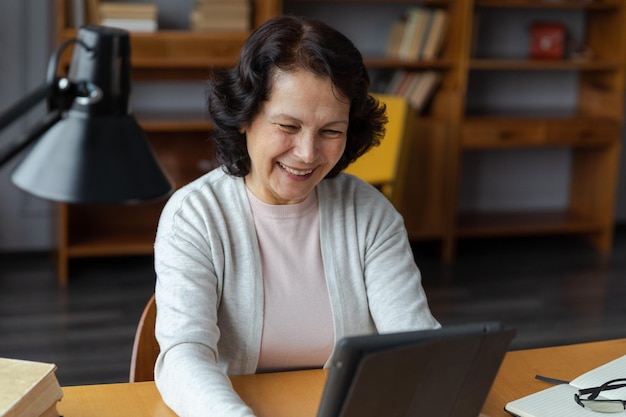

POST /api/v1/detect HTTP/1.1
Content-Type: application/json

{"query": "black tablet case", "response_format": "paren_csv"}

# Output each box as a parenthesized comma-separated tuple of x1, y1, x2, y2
(317, 322, 516, 417)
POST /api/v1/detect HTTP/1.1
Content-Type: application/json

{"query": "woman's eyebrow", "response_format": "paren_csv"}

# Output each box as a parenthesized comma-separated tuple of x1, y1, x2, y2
(271, 113, 348, 126)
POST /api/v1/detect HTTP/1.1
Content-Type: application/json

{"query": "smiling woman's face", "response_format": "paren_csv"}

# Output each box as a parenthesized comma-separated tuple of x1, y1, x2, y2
(243, 68, 350, 205)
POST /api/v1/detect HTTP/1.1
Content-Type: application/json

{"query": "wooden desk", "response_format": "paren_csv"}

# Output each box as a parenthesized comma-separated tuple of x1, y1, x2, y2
(482, 338, 626, 416)
(58, 338, 626, 417)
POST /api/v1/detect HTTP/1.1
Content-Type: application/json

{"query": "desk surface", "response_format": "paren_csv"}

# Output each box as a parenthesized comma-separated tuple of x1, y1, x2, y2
(58, 338, 626, 417)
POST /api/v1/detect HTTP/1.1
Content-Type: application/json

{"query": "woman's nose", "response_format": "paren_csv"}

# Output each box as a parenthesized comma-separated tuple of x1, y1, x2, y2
(293, 132, 317, 163)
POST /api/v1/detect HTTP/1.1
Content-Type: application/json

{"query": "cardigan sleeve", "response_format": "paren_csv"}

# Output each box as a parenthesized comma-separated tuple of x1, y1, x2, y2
(362, 199, 441, 332)
(319, 174, 440, 338)
(153, 176, 257, 417)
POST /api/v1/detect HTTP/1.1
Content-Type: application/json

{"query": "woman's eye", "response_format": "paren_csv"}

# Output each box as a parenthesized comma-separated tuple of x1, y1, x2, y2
(323, 129, 343, 137)
(278, 124, 298, 132)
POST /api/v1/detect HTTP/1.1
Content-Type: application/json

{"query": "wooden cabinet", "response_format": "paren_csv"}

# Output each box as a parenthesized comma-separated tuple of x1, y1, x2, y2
(54, 0, 625, 283)
(54, 0, 282, 285)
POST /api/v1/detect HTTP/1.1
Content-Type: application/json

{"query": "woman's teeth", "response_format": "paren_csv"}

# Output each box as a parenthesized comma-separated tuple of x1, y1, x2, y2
(280, 163, 313, 176)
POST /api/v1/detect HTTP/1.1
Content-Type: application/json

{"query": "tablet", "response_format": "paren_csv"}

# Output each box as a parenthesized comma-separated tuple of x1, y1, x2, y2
(316, 322, 515, 417)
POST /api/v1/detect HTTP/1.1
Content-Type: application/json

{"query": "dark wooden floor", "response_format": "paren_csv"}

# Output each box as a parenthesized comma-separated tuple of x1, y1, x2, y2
(1, 227, 626, 386)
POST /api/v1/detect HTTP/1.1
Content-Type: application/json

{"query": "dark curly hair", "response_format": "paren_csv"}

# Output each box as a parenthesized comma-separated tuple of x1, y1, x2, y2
(206, 15, 387, 178)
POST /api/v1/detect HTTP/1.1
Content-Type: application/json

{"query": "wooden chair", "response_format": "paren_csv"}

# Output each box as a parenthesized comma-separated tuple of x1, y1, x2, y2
(343, 93, 410, 200)
(129, 294, 160, 382)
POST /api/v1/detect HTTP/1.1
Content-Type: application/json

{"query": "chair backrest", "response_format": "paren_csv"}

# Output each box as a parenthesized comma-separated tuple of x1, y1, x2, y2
(343, 93, 410, 199)
(129, 294, 160, 382)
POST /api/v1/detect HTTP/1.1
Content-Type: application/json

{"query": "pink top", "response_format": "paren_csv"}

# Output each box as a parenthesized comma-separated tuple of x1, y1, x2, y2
(246, 188, 334, 372)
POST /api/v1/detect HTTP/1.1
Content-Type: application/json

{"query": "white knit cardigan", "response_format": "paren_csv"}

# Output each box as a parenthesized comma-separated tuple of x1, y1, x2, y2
(154, 168, 440, 417)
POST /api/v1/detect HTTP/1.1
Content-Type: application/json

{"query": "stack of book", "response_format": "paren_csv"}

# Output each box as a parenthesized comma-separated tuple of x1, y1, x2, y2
(99, 2, 158, 32)
(386, 7, 448, 61)
(383, 70, 442, 114)
(189, 0, 251, 32)
(0, 357, 63, 417)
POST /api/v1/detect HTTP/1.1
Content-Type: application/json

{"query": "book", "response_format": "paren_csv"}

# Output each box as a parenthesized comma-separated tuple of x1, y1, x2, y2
(190, 11, 250, 32)
(398, 8, 429, 60)
(413, 9, 434, 60)
(383, 70, 440, 114)
(189, 0, 251, 32)
(99, 2, 158, 32)
(99, 2, 158, 19)
(194, 2, 250, 15)
(407, 70, 441, 113)
(385, 19, 406, 59)
(392, 71, 417, 97)
(403, 73, 423, 103)
(101, 18, 157, 32)
(505, 354, 626, 417)
(385, 70, 408, 95)
(420, 8, 448, 60)
(0, 357, 63, 417)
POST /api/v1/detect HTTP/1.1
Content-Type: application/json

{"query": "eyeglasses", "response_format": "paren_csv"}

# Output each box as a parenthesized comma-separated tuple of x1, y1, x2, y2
(575, 378, 626, 413)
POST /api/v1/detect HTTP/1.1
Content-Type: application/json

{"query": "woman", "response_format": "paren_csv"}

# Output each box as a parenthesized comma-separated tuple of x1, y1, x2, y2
(154, 15, 439, 417)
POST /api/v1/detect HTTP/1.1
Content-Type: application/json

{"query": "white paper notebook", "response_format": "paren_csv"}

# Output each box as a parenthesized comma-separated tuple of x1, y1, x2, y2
(505, 354, 626, 417)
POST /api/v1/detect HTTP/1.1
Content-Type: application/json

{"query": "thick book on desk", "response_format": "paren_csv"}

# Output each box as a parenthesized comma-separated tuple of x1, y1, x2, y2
(505, 354, 626, 417)
(0, 357, 63, 417)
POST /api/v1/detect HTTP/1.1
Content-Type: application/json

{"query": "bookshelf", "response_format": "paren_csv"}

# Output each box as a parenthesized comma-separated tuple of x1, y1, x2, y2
(285, 0, 625, 261)
(54, 0, 282, 285)
(53, 0, 626, 282)
(453, 0, 626, 260)
(283, 0, 466, 247)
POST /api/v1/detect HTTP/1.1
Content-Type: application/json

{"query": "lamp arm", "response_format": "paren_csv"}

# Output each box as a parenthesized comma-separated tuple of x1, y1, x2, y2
(0, 36, 90, 168)
(0, 83, 52, 133)
(0, 36, 83, 132)
(0, 109, 62, 167)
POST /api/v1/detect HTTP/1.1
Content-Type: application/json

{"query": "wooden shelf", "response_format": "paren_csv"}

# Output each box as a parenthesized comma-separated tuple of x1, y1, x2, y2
(460, 117, 620, 148)
(58, 29, 249, 79)
(136, 111, 212, 132)
(66, 235, 156, 257)
(456, 210, 605, 238)
(287, 0, 452, 4)
(128, 31, 249, 69)
(469, 59, 623, 71)
(365, 57, 455, 70)
(61, 201, 164, 262)
(475, 0, 621, 9)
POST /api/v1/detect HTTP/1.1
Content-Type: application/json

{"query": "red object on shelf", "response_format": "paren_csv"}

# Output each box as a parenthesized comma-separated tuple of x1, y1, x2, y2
(529, 22, 567, 60)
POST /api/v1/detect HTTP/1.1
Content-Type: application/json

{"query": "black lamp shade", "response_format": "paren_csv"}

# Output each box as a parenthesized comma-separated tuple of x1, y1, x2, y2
(11, 25, 173, 204)
(12, 111, 172, 203)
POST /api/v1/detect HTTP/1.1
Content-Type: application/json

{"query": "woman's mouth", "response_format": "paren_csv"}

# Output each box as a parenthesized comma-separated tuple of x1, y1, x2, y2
(278, 162, 314, 176)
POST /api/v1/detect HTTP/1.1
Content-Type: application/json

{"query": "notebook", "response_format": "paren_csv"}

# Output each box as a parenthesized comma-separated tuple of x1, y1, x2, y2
(316, 322, 516, 417)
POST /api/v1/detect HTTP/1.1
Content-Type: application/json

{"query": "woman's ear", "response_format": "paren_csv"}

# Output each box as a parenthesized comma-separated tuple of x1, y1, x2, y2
(239, 127, 246, 134)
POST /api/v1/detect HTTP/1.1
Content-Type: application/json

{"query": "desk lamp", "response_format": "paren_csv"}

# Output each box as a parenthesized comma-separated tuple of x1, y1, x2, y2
(0, 25, 173, 203)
